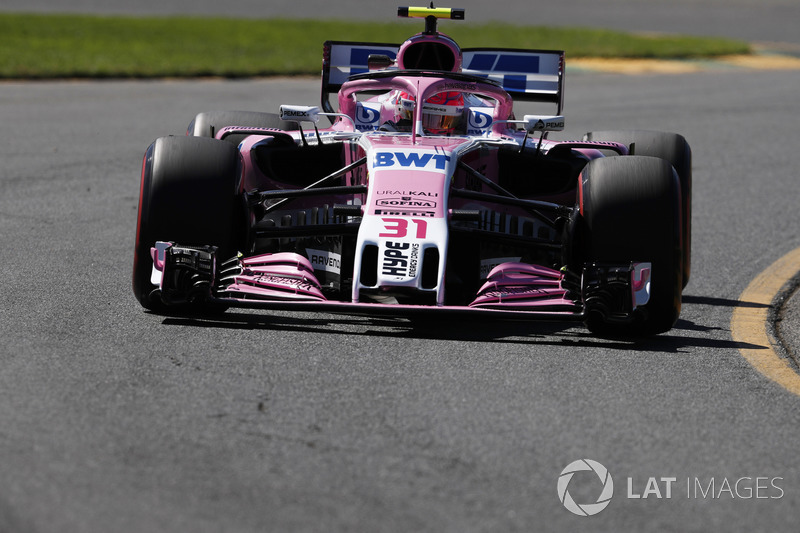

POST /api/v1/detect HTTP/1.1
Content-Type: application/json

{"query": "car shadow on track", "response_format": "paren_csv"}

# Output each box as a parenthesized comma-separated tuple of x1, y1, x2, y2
(682, 294, 768, 309)
(156, 292, 762, 354)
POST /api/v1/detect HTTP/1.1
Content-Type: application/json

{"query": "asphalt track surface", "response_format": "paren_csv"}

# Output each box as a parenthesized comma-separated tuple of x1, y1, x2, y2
(2, 2, 800, 533)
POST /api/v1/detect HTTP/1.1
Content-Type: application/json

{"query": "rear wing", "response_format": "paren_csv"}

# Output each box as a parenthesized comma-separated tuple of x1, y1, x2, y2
(462, 48, 565, 112)
(321, 41, 565, 113)
(321, 41, 400, 113)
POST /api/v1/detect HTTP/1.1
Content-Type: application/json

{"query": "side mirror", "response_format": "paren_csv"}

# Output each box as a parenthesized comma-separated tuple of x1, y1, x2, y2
(522, 115, 565, 133)
(279, 105, 322, 124)
(368, 54, 395, 71)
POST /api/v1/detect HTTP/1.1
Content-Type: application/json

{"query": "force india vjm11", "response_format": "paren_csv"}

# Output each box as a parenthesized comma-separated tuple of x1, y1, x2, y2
(132, 6, 691, 336)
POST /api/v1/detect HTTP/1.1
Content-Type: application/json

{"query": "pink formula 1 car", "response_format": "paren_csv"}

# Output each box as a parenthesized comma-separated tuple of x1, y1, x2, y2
(133, 5, 691, 336)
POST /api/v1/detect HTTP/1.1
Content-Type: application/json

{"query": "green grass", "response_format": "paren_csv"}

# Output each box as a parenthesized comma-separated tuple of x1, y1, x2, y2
(0, 13, 751, 79)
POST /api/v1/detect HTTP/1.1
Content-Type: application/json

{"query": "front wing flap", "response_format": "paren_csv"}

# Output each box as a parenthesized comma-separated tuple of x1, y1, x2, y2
(152, 242, 650, 322)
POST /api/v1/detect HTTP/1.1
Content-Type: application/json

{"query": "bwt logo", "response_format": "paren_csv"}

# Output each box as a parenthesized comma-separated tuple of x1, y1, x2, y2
(356, 104, 381, 131)
(557, 459, 614, 517)
(374, 151, 451, 170)
(468, 109, 492, 130)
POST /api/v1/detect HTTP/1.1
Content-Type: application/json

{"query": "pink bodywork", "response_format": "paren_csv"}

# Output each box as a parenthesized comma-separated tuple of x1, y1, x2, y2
(223, 253, 327, 301)
(338, 75, 515, 138)
(216, 118, 580, 312)
(195, 58, 626, 315)
(220, 251, 576, 314)
(470, 262, 573, 310)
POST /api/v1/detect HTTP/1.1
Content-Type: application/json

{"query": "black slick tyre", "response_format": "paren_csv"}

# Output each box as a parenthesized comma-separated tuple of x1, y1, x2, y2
(132, 136, 243, 310)
(579, 156, 683, 336)
(583, 130, 691, 288)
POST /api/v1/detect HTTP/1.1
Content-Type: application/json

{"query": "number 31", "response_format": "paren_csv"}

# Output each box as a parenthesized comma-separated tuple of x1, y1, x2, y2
(379, 218, 427, 239)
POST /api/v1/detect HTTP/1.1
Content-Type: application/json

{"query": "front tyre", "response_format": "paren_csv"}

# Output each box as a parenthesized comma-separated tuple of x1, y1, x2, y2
(132, 136, 243, 310)
(583, 130, 692, 288)
(578, 156, 683, 336)
(188, 111, 299, 141)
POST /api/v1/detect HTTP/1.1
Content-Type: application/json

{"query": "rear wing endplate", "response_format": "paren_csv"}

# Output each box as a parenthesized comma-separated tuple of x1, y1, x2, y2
(321, 41, 565, 113)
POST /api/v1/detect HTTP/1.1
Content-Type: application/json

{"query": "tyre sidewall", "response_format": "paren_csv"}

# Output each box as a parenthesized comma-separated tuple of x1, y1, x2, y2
(578, 155, 683, 335)
(583, 129, 691, 288)
(132, 136, 243, 309)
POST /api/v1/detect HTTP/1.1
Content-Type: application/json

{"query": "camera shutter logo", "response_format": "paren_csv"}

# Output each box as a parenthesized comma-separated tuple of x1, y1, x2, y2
(557, 459, 614, 516)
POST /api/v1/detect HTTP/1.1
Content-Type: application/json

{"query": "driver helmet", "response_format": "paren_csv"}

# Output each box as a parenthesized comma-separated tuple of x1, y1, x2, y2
(389, 91, 467, 135)
(421, 92, 465, 135)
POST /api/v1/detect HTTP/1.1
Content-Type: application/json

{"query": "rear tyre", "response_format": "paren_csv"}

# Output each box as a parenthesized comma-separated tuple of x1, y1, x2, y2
(578, 156, 683, 336)
(188, 111, 299, 142)
(132, 136, 243, 310)
(583, 130, 691, 288)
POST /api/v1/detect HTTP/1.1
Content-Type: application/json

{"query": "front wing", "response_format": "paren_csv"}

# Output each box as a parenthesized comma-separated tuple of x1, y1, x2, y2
(150, 242, 651, 324)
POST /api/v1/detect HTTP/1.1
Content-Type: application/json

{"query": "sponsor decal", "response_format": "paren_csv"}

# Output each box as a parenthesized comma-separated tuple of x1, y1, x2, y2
(382, 241, 411, 277)
(479, 257, 522, 279)
(355, 103, 381, 132)
(465, 53, 541, 74)
(524, 115, 565, 132)
(483, 286, 547, 298)
(374, 209, 435, 217)
(251, 275, 317, 292)
(375, 190, 438, 198)
(302, 130, 338, 139)
(347, 47, 397, 75)
(306, 248, 342, 274)
(381, 241, 420, 278)
(467, 108, 493, 135)
(374, 151, 451, 171)
(376, 197, 437, 208)
(442, 82, 477, 91)
(409, 243, 419, 278)
(282, 109, 312, 118)
(423, 104, 463, 114)
(536, 119, 564, 130)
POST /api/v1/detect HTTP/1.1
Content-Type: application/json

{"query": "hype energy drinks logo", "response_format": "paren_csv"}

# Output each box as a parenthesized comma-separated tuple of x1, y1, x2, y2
(557, 459, 785, 517)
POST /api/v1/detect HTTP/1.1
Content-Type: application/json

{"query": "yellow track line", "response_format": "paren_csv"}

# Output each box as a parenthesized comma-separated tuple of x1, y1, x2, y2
(731, 247, 800, 396)
(569, 51, 800, 75)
